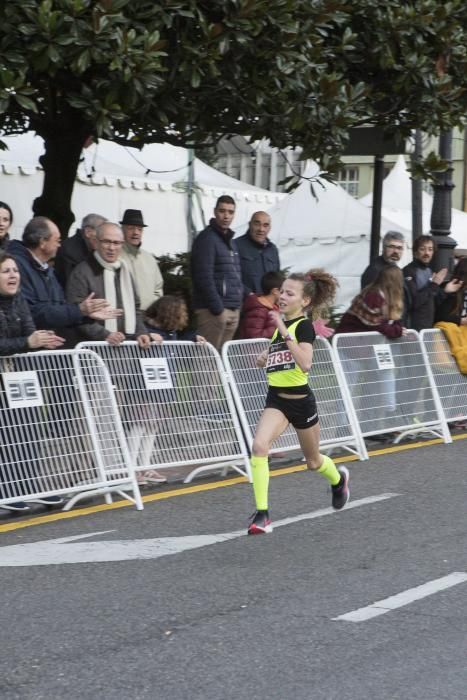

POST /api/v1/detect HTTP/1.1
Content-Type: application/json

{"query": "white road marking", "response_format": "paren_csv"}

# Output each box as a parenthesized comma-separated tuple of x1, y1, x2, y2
(334, 572, 467, 622)
(0, 492, 397, 567)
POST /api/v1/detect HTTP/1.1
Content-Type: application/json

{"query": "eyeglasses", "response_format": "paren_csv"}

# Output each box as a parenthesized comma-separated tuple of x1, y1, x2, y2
(385, 244, 404, 251)
(100, 240, 123, 247)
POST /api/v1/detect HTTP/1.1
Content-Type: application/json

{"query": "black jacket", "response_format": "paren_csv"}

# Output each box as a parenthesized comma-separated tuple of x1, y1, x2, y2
(0, 292, 36, 355)
(191, 219, 242, 314)
(54, 228, 92, 289)
(8, 240, 83, 336)
(235, 232, 280, 296)
(403, 259, 446, 331)
(361, 256, 394, 289)
(435, 288, 467, 326)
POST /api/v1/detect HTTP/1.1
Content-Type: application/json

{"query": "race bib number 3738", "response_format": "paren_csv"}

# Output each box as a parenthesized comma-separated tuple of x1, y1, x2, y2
(267, 350, 294, 371)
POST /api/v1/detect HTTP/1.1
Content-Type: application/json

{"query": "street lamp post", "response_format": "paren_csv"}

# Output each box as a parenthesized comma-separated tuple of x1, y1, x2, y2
(430, 130, 457, 272)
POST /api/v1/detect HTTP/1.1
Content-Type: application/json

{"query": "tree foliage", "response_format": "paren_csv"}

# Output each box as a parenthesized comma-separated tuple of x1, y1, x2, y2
(1, 0, 467, 232)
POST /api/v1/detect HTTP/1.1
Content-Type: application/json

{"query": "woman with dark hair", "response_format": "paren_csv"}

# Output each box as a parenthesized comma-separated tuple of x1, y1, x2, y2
(0, 251, 65, 512)
(0, 201, 13, 251)
(435, 257, 467, 326)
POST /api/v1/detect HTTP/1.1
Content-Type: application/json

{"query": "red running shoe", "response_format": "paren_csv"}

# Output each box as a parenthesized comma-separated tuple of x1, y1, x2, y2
(248, 510, 273, 535)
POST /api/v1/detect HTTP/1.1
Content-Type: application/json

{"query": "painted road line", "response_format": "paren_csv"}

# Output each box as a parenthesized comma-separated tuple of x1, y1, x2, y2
(0, 492, 397, 567)
(334, 572, 467, 622)
(1, 432, 465, 535)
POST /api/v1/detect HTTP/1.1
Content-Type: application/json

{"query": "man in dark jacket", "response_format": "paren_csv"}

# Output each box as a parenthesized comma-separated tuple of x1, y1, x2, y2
(235, 211, 280, 297)
(361, 231, 405, 288)
(402, 235, 453, 330)
(9, 216, 118, 347)
(54, 213, 107, 289)
(191, 195, 242, 350)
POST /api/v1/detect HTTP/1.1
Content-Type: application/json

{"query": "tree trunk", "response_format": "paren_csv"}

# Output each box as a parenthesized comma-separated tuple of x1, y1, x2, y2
(32, 125, 88, 238)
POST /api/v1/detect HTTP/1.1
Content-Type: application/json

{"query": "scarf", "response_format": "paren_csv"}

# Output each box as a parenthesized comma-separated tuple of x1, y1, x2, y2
(94, 251, 136, 334)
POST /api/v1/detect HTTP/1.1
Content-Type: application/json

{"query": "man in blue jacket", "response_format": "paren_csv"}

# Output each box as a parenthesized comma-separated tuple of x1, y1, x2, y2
(191, 196, 242, 350)
(9, 216, 120, 347)
(235, 211, 280, 297)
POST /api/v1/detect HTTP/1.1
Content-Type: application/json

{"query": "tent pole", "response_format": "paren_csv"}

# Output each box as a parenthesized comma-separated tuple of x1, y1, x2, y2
(187, 147, 196, 248)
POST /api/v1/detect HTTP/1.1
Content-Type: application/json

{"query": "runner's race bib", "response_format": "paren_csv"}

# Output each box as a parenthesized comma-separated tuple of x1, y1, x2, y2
(266, 347, 295, 373)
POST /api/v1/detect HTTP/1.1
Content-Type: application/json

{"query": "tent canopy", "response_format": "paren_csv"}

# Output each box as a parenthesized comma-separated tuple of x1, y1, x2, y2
(235, 163, 401, 307)
(0, 132, 283, 254)
(360, 155, 467, 250)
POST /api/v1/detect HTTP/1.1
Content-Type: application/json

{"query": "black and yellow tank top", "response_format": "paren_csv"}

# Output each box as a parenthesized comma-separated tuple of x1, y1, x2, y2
(266, 317, 316, 392)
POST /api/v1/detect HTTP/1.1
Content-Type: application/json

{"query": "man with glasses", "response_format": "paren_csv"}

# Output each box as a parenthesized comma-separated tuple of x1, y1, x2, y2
(54, 213, 107, 289)
(9, 216, 118, 347)
(66, 222, 150, 347)
(361, 231, 406, 289)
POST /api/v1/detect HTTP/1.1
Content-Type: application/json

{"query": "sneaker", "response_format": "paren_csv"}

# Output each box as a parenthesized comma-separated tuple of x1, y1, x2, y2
(247, 510, 273, 535)
(143, 469, 167, 484)
(30, 496, 64, 506)
(331, 466, 350, 510)
(1, 501, 31, 512)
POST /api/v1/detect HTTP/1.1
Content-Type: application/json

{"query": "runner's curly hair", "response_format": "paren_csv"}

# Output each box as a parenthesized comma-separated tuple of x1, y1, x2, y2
(145, 295, 189, 331)
(288, 269, 338, 318)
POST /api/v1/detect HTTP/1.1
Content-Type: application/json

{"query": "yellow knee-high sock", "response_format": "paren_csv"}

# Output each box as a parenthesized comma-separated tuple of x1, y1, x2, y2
(317, 454, 341, 486)
(251, 455, 269, 510)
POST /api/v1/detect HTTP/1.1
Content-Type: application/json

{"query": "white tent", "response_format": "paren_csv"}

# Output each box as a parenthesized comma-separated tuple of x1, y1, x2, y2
(0, 132, 284, 256)
(360, 155, 467, 250)
(238, 164, 401, 307)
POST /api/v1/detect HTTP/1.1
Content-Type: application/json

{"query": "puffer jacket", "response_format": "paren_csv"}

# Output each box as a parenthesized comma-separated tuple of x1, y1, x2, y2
(235, 232, 280, 296)
(0, 292, 36, 355)
(238, 295, 277, 339)
(191, 220, 242, 314)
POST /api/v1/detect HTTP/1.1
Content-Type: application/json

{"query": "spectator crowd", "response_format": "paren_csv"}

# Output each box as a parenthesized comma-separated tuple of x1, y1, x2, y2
(1, 195, 467, 511)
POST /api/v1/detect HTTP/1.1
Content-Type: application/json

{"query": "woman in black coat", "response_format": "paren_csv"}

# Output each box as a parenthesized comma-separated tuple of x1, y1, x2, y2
(435, 257, 467, 326)
(0, 252, 64, 512)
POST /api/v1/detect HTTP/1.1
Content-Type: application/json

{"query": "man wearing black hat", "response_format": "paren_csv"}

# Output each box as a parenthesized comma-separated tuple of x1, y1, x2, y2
(119, 209, 163, 310)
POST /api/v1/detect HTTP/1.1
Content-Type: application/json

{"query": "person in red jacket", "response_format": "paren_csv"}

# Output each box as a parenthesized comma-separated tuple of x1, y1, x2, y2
(238, 271, 284, 339)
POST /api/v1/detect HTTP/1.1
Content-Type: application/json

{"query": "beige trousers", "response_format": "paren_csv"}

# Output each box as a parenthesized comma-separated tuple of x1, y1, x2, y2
(195, 308, 240, 351)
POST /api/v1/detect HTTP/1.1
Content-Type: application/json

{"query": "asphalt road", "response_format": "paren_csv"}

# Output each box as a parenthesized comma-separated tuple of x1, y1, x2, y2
(0, 438, 466, 700)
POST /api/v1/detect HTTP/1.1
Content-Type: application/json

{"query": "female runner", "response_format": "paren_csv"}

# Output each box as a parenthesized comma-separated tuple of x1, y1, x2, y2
(248, 269, 349, 534)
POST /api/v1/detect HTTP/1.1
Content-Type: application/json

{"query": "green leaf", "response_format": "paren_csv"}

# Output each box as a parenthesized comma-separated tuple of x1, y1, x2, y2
(13, 93, 38, 112)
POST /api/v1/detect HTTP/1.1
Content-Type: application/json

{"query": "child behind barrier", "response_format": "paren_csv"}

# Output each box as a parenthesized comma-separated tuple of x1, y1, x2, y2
(145, 295, 205, 343)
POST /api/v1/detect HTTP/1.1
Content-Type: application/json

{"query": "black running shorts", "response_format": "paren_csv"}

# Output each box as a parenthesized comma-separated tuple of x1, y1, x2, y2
(265, 389, 319, 430)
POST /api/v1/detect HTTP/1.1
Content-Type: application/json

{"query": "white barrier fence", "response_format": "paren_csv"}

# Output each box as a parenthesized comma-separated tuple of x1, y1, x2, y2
(77, 341, 251, 483)
(420, 328, 467, 424)
(0, 350, 142, 512)
(222, 338, 368, 460)
(332, 331, 451, 443)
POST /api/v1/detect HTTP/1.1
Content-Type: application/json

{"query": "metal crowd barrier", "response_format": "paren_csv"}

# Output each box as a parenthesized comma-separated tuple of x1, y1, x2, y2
(222, 338, 368, 460)
(77, 341, 251, 483)
(420, 328, 467, 424)
(332, 331, 451, 443)
(0, 350, 142, 512)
